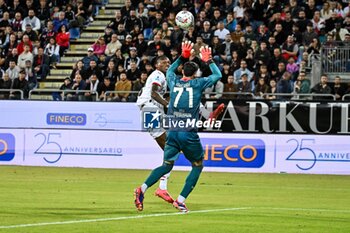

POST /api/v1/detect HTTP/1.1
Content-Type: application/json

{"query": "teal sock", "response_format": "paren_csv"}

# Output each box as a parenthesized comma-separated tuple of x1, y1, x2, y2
(180, 165, 203, 199)
(145, 163, 173, 187)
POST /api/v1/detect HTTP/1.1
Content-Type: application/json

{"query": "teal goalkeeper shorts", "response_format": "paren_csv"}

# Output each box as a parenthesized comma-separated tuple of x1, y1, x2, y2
(164, 131, 204, 163)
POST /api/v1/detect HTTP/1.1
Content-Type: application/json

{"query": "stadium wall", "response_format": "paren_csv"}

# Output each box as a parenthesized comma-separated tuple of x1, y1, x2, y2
(0, 101, 349, 175)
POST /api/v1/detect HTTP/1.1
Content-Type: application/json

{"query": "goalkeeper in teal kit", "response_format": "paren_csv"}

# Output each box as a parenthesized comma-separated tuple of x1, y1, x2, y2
(134, 41, 222, 212)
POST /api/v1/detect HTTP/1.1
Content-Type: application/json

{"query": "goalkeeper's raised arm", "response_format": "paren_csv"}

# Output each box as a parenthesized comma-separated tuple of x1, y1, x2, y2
(166, 41, 194, 84)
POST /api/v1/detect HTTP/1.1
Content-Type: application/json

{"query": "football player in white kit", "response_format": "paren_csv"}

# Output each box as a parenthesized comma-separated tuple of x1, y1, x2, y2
(136, 55, 174, 204)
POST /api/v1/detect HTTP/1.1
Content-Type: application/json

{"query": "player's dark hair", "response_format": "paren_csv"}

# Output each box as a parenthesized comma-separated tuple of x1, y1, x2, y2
(156, 55, 168, 64)
(183, 61, 199, 77)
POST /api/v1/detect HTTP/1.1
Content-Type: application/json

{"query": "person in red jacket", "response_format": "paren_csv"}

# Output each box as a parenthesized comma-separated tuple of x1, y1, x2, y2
(56, 24, 70, 57)
(16, 34, 33, 55)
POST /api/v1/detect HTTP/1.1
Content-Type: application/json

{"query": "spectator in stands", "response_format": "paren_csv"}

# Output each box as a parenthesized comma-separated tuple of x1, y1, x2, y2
(33, 47, 50, 80)
(331, 21, 349, 41)
(6, 60, 20, 80)
(237, 73, 252, 96)
(296, 10, 309, 33)
(22, 9, 40, 32)
(17, 44, 33, 69)
(17, 35, 33, 55)
(10, 69, 29, 99)
(82, 47, 98, 70)
(223, 12, 236, 33)
(98, 77, 114, 101)
(105, 34, 122, 57)
(84, 74, 100, 101)
(113, 72, 131, 102)
(256, 64, 271, 84)
(53, 11, 69, 32)
(129, 70, 148, 102)
(124, 47, 140, 70)
(68, 73, 87, 101)
(222, 75, 238, 99)
(39, 21, 56, 48)
(44, 37, 60, 68)
(310, 74, 333, 100)
(214, 22, 230, 41)
(52, 77, 72, 101)
(294, 71, 310, 99)
(272, 23, 286, 46)
(311, 11, 325, 34)
(23, 24, 38, 44)
(9, 0, 25, 19)
(233, 59, 254, 84)
(325, 11, 339, 33)
(204, 79, 224, 99)
(56, 25, 70, 57)
(0, 72, 12, 99)
(320, 1, 332, 20)
(11, 12, 23, 33)
(331, 76, 347, 101)
(126, 60, 141, 82)
(5, 48, 19, 71)
(134, 33, 147, 57)
(266, 79, 277, 99)
(75, 1, 88, 30)
(0, 11, 10, 32)
(256, 24, 269, 43)
(231, 23, 244, 44)
(103, 60, 119, 85)
(37, 0, 50, 24)
(286, 57, 299, 81)
(125, 9, 143, 33)
(91, 36, 107, 59)
(281, 35, 298, 61)
(70, 60, 87, 81)
(254, 41, 271, 68)
(276, 71, 293, 98)
(85, 60, 102, 82)
(254, 77, 269, 98)
(24, 60, 37, 90)
(107, 10, 125, 32)
(2, 34, 18, 57)
(302, 22, 318, 47)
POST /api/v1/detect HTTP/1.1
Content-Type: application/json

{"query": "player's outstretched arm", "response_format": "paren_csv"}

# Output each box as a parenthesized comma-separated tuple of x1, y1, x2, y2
(166, 41, 194, 83)
(200, 46, 222, 84)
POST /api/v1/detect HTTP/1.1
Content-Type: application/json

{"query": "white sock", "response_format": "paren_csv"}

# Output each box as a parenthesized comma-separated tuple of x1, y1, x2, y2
(159, 172, 170, 190)
(177, 195, 186, 203)
(199, 103, 210, 119)
(141, 183, 148, 193)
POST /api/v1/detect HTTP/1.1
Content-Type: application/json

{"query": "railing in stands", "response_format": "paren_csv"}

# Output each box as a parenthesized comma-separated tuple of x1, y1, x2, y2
(28, 89, 99, 101)
(0, 89, 24, 100)
(321, 42, 350, 74)
(262, 93, 336, 100)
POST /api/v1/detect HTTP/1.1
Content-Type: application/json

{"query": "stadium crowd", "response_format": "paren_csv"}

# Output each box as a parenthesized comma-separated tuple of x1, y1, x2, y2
(0, 0, 350, 101)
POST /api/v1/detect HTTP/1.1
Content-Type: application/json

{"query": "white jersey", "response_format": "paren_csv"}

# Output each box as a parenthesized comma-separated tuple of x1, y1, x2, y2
(136, 69, 167, 107)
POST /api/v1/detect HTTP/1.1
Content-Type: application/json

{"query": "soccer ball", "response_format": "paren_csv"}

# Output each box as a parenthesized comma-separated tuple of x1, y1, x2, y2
(175, 11, 194, 30)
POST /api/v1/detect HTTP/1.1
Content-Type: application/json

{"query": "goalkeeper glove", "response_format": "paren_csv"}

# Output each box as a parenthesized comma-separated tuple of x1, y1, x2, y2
(199, 46, 212, 63)
(181, 41, 194, 59)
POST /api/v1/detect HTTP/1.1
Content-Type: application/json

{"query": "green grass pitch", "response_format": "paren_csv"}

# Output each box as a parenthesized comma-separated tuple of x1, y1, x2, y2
(0, 166, 349, 233)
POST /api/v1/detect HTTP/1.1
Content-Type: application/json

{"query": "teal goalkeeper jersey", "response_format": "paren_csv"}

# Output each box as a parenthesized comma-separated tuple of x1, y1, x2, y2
(166, 57, 222, 120)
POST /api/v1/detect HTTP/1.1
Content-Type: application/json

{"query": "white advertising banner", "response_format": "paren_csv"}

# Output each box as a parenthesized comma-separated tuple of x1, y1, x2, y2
(1, 129, 349, 175)
(0, 101, 141, 130)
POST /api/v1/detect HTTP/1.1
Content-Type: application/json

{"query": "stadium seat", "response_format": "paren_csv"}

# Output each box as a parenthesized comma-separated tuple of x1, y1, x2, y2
(69, 28, 80, 40)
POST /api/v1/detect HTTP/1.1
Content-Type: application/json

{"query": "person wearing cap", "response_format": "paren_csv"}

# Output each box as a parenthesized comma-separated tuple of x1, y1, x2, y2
(124, 46, 140, 70)
(22, 9, 41, 32)
(82, 47, 98, 69)
(237, 73, 252, 95)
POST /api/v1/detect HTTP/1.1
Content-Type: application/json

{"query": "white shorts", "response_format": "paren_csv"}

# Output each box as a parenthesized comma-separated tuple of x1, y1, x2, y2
(140, 101, 166, 139)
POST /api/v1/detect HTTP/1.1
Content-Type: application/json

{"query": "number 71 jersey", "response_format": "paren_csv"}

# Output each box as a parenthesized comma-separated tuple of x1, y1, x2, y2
(168, 77, 212, 119)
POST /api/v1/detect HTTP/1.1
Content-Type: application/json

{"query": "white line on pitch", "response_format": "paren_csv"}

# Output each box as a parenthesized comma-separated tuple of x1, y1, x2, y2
(261, 207, 350, 213)
(0, 207, 251, 229)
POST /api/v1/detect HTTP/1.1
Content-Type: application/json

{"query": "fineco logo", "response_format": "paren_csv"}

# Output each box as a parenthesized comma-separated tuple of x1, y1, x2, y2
(0, 133, 15, 161)
(47, 113, 87, 126)
(175, 138, 265, 168)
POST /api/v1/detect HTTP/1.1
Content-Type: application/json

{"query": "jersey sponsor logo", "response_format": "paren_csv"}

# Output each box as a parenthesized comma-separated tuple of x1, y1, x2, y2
(175, 138, 265, 168)
(47, 113, 87, 126)
(0, 133, 15, 161)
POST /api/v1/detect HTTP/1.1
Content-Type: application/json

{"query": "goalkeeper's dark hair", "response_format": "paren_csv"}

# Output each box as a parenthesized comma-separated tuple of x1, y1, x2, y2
(183, 61, 199, 77)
